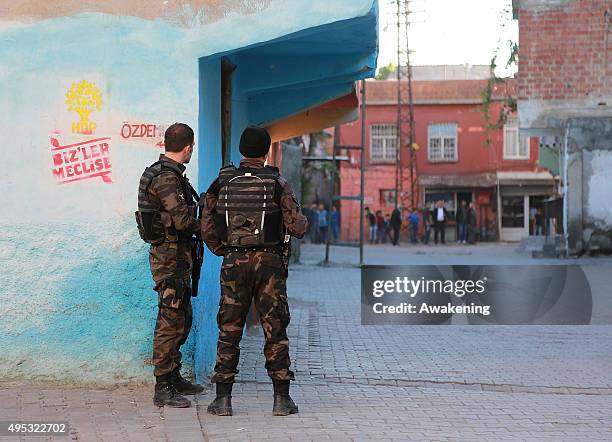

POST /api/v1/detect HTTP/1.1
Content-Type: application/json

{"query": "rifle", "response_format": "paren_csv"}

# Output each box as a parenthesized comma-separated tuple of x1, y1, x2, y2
(189, 185, 204, 297)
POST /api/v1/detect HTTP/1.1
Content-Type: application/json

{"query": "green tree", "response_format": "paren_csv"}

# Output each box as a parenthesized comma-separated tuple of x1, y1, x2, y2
(481, 40, 518, 146)
(375, 63, 396, 80)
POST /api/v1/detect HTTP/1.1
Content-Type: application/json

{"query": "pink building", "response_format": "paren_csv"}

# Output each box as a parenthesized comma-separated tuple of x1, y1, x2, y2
(338, 78, 554, 242)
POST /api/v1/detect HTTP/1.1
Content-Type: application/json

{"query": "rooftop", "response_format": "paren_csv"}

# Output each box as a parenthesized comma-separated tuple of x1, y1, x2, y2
(380, 64, 492, 81)
(365, 78, 516, 105)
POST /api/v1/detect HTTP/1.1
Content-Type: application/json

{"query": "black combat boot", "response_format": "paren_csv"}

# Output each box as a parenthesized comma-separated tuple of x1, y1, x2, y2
(170, 368, 205, 395)
(207, 383, 233, 416)
(272, 380, 299, 416)
(153, 375, 191, 408)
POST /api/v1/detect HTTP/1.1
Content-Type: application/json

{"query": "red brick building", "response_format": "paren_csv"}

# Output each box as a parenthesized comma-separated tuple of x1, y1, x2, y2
(513, 0, 612, 253)
(515, 0, 610, 111)
(338, 78, 555, 242)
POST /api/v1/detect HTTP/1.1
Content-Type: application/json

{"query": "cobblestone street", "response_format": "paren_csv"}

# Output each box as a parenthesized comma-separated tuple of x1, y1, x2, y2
(2, 244, 612, 441)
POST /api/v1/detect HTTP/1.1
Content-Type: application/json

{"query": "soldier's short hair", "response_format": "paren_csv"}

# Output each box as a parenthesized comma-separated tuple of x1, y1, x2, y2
(165, 123, 194, 153)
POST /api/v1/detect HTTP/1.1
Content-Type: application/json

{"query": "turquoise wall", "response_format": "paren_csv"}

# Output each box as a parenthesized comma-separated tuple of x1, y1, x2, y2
(194, 57, 223, 381)
(0, 14, 199, 384)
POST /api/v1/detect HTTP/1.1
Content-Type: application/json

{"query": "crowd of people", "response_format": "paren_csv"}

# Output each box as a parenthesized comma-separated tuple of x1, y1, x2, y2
(303, 203, 340, 244)
(303, 200, 482, 246)
(365, 200, 479, 246)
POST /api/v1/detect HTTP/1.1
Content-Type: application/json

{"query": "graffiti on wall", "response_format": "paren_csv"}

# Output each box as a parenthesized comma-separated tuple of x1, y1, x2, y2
(120, 121, 167, 148)
(50, 136, 113, 184)
(50, 79, 113, 184)
(65, 80, 103, 135)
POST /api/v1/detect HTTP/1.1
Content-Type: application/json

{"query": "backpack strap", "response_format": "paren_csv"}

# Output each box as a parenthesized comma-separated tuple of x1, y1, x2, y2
(138, 161, 163, 209)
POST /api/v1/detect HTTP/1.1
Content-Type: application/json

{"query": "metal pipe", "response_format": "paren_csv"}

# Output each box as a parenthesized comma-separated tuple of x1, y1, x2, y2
(563, 121, 570, 257)
(395, 0, 401, 209)
(405, 0, 416, 210)
(360, 79, 366, 266)
(324, 127, 339, 264)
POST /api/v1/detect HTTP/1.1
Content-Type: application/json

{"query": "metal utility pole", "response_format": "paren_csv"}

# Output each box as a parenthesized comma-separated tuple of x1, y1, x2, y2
(359, 79, 366, 265)
(395, 0, 402, 209)
(395, 0, 417, 211)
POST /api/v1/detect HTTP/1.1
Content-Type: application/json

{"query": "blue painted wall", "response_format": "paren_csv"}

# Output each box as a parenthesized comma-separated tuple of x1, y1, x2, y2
(194, 57, 223, 381)
(0, 14, 199, 384)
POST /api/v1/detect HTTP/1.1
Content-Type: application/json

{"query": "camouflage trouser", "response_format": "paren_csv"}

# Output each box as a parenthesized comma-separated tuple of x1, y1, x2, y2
(152, 280, 193, 377)
(211, 250, 294, 383)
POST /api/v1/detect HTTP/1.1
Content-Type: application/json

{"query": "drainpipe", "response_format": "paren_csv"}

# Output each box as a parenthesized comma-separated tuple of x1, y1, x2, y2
(496, 176, 501, 241)
(562, 121, 570, 258)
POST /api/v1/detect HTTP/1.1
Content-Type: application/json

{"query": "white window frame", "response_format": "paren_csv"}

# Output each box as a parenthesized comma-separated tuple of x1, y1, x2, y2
(428, 123, 458, 162)
(370, 123, 397, 162)
(504, 117, 530, 160)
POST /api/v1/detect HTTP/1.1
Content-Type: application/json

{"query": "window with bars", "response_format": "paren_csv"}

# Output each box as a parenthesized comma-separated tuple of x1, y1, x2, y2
(504, 117, 530, 160)
(428, 123, 458, 162)
(370, 124, 397, 162)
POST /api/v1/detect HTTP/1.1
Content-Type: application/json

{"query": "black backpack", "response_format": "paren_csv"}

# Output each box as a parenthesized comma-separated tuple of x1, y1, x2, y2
(212, 165, 284, 248)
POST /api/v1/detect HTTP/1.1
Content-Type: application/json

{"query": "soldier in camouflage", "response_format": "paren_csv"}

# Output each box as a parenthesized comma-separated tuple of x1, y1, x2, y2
(137, 123, 204, 408)
(202, 127, 307, 416)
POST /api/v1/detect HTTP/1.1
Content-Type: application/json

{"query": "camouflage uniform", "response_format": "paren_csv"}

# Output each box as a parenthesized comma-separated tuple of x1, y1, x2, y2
(144, 154, 199, 377)
(202, 158, 307, 383)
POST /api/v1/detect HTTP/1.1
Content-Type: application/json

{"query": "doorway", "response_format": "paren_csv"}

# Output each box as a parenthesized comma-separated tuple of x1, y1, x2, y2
(456, 191, 472, 205)
(456, 191, 473, 241)
(500, 194, 528, 241)
(221, 57, 235, 166)
(528, 195, 546, 236)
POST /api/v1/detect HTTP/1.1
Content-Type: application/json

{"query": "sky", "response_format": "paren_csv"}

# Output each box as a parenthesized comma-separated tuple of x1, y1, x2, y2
(377, 0, 518, 76)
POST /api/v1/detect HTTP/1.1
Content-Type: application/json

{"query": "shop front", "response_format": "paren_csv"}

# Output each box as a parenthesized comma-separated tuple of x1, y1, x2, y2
(496, 171, 556, 242)
(419, 173, 497, 242)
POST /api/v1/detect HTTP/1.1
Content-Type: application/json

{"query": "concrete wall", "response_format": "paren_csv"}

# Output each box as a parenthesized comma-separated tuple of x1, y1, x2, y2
(516, 0, 612, 254)
(0, 13, 199, 385)
(565, 118, 612, 252)
(2, 0, 270, 25)
(281, 143, 303, 263)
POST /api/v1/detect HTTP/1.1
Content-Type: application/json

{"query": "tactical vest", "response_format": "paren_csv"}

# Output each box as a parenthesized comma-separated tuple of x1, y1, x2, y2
(135, 159, 196, 245)
(213, 164, 284, 248)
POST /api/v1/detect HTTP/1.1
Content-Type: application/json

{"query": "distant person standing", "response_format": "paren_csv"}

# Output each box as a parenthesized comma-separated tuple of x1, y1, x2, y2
(422, 202, 433, 245)
(309, 203, 318, 243)
(534, 208, 543, 236)
(317, 204, 328, 243)
(365, 207, 377, 243)
(456, 200, 468, 244)
(383, 214, 391, 243)
(408, 210, 419, 244)
(375, 211, 385, 244)
(529, 206, 537, 236)
(466, 202, 477, 245)
(433, 200, 448, 245)
(330, 205, 340, 242)
(390, 207, 402, 246)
